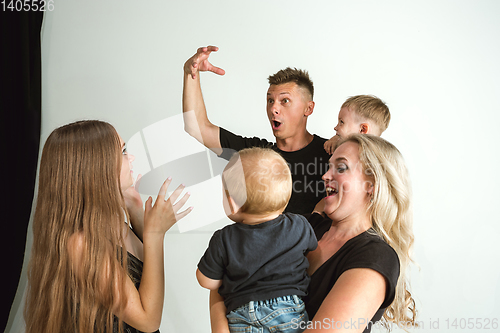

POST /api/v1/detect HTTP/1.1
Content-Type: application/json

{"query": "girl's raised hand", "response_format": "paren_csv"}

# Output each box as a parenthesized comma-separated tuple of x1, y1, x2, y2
(143, 178, 193, 235)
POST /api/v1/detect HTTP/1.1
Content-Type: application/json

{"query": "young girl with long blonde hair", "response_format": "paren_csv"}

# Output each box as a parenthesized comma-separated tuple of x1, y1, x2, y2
(24, 120, 192, 333)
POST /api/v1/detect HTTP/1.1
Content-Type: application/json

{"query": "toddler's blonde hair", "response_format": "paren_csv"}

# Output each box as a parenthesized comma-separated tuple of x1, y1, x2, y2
(223, 147, 292, 215)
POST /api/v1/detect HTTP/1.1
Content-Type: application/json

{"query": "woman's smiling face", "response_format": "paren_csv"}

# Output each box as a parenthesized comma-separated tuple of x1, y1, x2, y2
(322, 141, 373, 223)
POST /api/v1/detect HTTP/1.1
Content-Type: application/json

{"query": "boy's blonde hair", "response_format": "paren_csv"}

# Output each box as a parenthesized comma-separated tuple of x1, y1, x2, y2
(222, 147, 292, 215)
(342, 95, 391, 134)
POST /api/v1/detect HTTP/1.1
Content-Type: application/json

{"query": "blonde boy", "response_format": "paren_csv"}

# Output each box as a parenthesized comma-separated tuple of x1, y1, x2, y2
(197, 147, 317, 333)
(324, 95, 391, 153)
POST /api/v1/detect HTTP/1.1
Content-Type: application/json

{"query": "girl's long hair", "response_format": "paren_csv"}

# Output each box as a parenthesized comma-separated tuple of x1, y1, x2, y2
(339, 134, 417, 330)
(24, 120, 129, 333)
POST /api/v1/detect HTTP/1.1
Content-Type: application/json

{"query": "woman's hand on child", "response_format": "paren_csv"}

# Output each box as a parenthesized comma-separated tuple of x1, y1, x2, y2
(143, 178, 193, 235)
(313, 197, 326, 217)
(324, 135, 340, 154)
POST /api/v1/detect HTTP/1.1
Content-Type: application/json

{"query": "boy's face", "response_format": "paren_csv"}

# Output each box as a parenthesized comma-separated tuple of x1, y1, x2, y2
(334, 106, 362, 139)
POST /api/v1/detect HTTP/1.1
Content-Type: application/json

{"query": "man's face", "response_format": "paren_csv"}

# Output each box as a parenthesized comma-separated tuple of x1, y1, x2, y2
(334, 106, 362, 139)
(266, 82, 313, 141)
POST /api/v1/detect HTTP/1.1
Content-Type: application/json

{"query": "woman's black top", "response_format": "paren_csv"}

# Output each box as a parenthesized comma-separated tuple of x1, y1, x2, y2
(304, 213, 400, 333)
(114, 251, 160, 333)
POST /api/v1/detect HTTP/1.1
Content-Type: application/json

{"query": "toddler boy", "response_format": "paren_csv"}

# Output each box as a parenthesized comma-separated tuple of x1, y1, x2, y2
(197, 147, 317, 333)
(323, 95, 391, 153)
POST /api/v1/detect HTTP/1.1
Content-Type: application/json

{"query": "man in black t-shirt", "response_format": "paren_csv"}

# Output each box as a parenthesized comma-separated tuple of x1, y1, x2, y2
(182, 46, 330, 214)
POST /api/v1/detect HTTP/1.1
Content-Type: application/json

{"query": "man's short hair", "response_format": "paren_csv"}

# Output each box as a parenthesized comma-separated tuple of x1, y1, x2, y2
(342, 95, 391, 134)
(222, 147, 292, 215)
(268, 67, 314, 100)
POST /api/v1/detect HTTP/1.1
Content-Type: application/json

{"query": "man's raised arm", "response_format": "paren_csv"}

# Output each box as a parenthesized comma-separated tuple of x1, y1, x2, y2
(183, 46, 225, 155)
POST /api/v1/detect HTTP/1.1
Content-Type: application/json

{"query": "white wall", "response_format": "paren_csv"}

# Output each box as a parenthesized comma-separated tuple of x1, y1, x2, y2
(7, 1, 500, 332)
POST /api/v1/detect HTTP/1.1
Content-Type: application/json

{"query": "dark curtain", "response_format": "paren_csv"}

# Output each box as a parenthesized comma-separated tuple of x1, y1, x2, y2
(0, 9, 43, 331)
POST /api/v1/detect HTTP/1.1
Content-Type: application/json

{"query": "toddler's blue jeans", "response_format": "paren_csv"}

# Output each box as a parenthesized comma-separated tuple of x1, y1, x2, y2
(227, 295, 308, 333)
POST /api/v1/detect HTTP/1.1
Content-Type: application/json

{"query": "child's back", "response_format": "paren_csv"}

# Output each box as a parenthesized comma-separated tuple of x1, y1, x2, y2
(196, 147, 317, 332)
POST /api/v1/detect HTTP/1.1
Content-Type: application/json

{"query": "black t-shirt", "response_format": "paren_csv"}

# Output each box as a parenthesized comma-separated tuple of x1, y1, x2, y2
(303, 213, 400, 333)
(219, 128, 330, 215)
(197, 213, 318, 313)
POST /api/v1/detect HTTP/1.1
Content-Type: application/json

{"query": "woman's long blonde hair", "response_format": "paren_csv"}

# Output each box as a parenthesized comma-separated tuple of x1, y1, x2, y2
(24, 120, 129, 333)
(338, 134, 417, 330)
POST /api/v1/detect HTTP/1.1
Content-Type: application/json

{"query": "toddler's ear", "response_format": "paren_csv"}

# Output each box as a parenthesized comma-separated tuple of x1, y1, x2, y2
(228, 195, 241, 215)
(359, 123, 370, 134)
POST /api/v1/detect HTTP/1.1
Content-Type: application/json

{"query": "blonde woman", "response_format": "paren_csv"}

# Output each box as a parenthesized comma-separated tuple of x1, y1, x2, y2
(301, 134, 416, 332)
(210, 134, 416, 333)
(24, 120, 192, 333)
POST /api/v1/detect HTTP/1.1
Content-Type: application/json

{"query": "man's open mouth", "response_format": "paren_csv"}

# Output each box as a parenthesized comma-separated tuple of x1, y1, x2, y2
(272, 120, 282, 129)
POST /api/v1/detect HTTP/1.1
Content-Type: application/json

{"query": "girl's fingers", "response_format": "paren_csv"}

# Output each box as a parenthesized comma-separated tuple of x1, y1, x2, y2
(135, 174, 142, 184)
(172, 191, 191, 211)
(166, 184, 186, 204)
(156, 177, 172, 202)
(144, 196, 153, 214)
(175, 206, 193, 221)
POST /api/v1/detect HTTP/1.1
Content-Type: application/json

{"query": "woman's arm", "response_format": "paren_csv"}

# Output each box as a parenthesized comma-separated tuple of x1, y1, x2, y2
(209, 290, 230, 333)
(305, 268, 386, 333)
(119, 179, 192, 331)
(67, 179, 191, 332)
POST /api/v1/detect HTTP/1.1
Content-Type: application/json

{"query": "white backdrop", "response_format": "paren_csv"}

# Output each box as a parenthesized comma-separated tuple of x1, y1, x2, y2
(6, 1, 500, 332)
